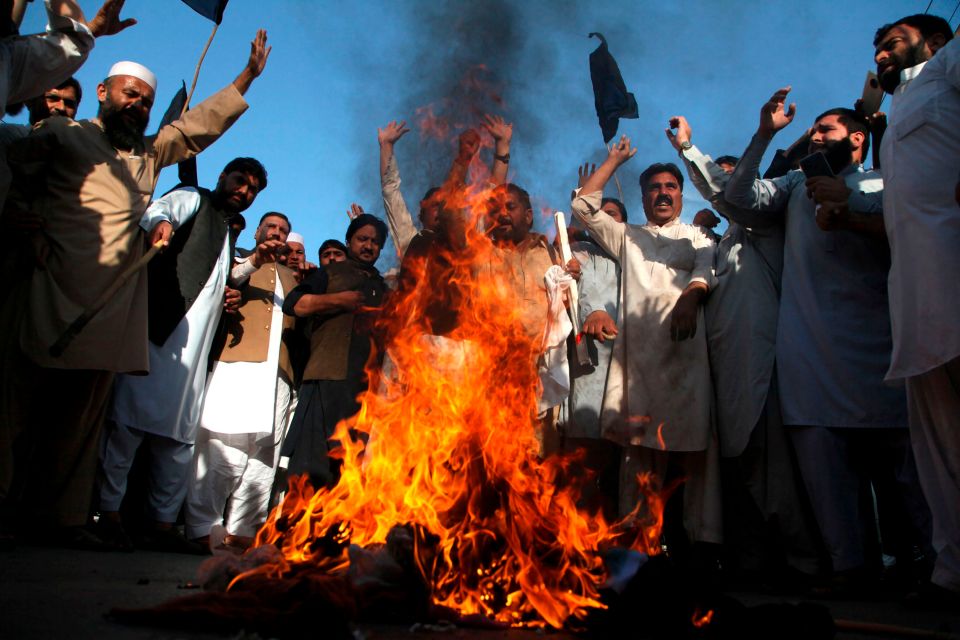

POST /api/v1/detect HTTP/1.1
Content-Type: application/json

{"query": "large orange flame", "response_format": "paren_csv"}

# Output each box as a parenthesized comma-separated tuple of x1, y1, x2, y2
(247, 129, 666, 630)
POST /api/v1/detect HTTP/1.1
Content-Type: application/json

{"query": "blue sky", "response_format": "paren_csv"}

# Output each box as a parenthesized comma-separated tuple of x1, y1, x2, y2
(12, 0, 953, 269)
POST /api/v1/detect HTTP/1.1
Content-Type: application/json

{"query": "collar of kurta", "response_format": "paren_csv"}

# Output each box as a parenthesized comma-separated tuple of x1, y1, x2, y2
(642, 216, 681, 230)
(898, 61, 928, 93)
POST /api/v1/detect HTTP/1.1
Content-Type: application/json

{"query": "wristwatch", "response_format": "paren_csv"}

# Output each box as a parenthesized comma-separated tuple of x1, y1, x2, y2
(494, 153, 510, 164)
(680, 141, 693, 151)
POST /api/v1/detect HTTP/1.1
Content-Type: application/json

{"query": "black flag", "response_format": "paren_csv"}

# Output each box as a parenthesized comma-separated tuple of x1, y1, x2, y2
(588, 33, 638, 143)
(157, 82, 198, 188)
(181, 0, 228, 24)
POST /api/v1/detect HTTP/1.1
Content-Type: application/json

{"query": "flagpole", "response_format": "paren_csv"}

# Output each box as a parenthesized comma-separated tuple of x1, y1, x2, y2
(606, 143, 625, 203)
(182, 22, 220, 116)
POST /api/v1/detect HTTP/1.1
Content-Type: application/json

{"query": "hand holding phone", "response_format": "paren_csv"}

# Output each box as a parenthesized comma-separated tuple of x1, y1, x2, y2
(799, 152, 834, 178)
(859, 71, 884, 117)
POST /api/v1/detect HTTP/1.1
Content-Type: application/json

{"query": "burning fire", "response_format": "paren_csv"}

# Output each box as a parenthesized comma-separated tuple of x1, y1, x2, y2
(242, 108, 667, 629)
(691, 608, 714, 628)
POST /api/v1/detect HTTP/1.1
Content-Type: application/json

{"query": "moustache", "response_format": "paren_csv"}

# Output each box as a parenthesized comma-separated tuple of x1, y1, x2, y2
(654, 195, 673, 207)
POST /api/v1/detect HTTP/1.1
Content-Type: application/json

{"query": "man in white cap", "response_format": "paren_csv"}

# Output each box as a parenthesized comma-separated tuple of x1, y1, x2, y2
(184, 211, 301, 551)
(282, 231, 307, 281)
(1, 28, 271, 549)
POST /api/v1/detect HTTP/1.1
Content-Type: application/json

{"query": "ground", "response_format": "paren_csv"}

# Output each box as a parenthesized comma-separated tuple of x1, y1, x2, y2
(1, 546, 959, 639)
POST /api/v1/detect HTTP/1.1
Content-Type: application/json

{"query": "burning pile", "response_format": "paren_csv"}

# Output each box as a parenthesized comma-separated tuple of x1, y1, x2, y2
(241, 170, 664, 629)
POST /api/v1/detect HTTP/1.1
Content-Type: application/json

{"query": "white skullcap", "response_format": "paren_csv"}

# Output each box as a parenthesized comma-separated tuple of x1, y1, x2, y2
(287, 232, 305, 246)
(107, 61, 157, 92)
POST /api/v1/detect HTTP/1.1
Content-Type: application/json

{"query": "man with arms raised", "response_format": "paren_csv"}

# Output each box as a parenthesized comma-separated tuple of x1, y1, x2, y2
(724, 89, 931, 591)
(573, 141, 721, 552)
(1, 31, 271, 548)
(377, 115, 512, 257)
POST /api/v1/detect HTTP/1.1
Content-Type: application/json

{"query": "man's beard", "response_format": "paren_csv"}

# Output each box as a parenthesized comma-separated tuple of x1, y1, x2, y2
(100, 100, 148, 151)
(878, 42, 927, 93)
(813, 137, 856, 174)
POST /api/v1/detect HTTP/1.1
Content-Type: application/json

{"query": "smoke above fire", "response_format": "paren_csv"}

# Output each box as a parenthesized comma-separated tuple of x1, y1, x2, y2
(329, 0, 780, 265)
(344, 0, 606, 266)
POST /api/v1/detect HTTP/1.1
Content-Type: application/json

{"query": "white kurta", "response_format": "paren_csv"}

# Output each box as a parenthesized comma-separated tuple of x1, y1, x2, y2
(572, 190, 717, 452)
(110, 189, 230, 444)
(880, 39, 960, 380)
(199, 273, 285, 441)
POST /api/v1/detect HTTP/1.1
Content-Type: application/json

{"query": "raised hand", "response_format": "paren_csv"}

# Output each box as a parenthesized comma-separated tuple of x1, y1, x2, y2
(247, 30, 271, 77)
(607, 134, 638, 166)
(87, 0, 136, 37)
(577, 162, 597, 188)
(578, 135, 636, 197)
(347, 203, 365, 220)
(458, 128, 481, 163)
(378, 120, 410, 147)
(482, 114, 513, 144)
(233, 30, 271, 94)
(665, 115, 692, 152)
(758, 86, 796, 138)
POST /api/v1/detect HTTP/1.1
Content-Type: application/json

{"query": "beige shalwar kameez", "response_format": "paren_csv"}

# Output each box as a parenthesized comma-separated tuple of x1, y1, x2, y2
(0, 84, 249, 528)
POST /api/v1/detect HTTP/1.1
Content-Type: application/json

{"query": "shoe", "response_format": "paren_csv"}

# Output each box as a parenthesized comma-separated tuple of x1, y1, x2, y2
(139, 526, 209, 555)
(94, 519, 135, 553)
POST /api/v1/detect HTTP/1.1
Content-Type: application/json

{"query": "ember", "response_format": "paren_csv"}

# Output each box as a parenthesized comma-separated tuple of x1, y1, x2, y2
(691, 607, 714, 628)
(241, 139, 666, 629)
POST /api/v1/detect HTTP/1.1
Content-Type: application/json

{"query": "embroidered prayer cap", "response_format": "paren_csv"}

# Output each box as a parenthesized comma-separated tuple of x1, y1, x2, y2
(287, 232, 305, 246)
(107, 61, 158, 92)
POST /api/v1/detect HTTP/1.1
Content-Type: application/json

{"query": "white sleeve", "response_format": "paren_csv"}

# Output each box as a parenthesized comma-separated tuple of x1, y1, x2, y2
(230, 256, 258, 285)
(139, 188, 203, 232)
(571, 189, 625, 262)
(381, 152, 418, 256)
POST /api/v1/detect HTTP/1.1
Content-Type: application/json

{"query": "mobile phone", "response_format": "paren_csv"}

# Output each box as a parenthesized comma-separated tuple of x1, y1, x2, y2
(860, 71, 884, 116)
(799, 152, 834, 178)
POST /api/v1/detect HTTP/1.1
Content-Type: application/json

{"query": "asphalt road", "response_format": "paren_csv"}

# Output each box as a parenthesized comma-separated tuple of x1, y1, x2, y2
(1, 546, 958, 639)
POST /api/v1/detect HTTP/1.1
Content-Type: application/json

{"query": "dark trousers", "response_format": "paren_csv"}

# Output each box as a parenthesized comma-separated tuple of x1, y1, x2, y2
(282, 379, 363, 489)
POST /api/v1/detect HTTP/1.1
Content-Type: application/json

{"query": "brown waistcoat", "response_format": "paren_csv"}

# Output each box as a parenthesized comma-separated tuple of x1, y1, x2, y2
(213, 262, 299, 382)
(302, 259, 386, 382)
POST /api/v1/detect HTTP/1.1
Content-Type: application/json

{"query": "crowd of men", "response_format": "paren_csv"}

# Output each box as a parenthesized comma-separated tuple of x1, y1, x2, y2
(1, 0, 958, 610)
